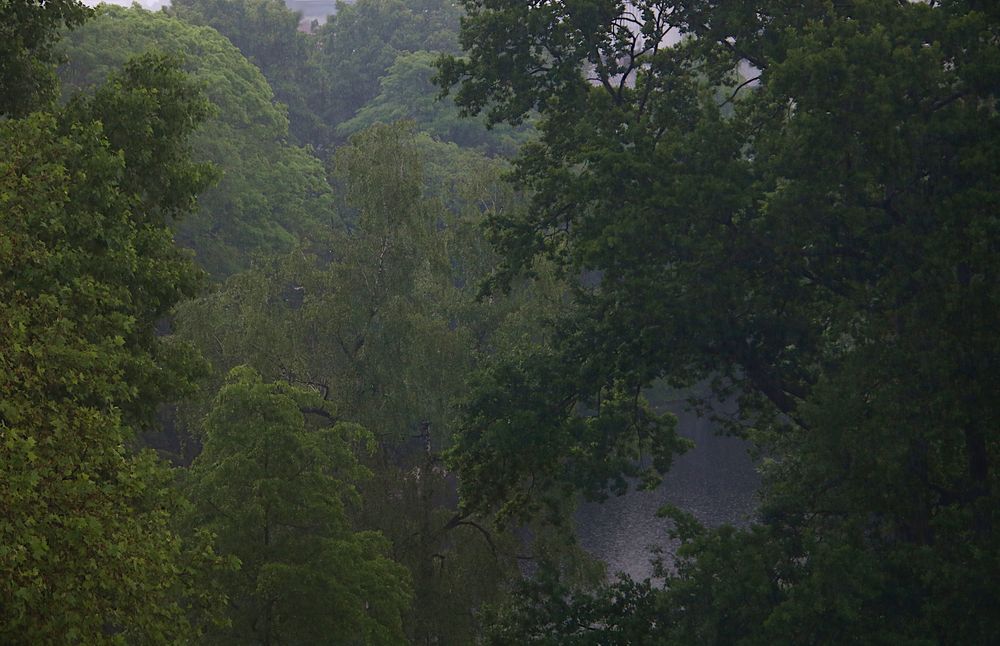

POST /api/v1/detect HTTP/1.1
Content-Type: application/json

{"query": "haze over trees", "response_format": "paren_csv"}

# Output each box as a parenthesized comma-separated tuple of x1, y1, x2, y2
(58, 5, 334, 277)
(1, 0, 997, 643)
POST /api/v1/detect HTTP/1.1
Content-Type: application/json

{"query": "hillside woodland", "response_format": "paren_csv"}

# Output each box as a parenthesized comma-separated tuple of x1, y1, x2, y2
(1, 0, 997, 643)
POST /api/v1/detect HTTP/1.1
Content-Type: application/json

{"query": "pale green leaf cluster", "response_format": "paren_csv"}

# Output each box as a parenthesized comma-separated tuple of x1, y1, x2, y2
(58, 5, 335, 278)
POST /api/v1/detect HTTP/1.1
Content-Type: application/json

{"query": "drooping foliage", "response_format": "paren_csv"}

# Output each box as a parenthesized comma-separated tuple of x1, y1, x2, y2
(175, 124, 546, 446)
(4, 2, 559, 643)
(174, 123, 569, 642)
(440, 0, 1000, 641)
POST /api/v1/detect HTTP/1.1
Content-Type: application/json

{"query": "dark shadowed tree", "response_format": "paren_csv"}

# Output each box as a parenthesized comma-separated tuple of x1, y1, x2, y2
(0, 0, 90, 116)
(438, 0, 1000, 641)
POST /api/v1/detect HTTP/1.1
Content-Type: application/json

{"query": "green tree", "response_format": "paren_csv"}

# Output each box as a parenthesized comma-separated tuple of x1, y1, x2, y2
(184, 367, 411, 645)
(0, 0, 90, 116)
(177, 124, 503, 446)
(314, 0, 463, 128)
(175, 124, 568, 642)
(338, 50, 532, 156)
(58, 5, 334, 278)
(439, 0, 1000, 641)
(169, 0, 331, 145)
(0, 52, 229, 642)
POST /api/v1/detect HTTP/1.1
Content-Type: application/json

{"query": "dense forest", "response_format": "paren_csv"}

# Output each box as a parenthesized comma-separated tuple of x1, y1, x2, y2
(1, 0, 997, 643)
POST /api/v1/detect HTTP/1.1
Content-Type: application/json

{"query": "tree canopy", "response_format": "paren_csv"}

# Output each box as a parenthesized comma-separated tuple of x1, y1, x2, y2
(6, 0, 997, 641)
(58, 5, 334, 278)
(183, 367, 411, 644)
(169, 0, 331, 144)
(0, 49, 229, 643)
(439, 0, 1000, 641)
(4, 2, 542, 643)
(338, 50, 532, 156)
(173, 122, 571, 642)
(313, 0, 463, 128)
(0, 0, 90, 116)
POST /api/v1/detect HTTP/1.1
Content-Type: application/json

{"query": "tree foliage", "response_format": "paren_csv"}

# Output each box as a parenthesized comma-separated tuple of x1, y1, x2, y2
(0, 51, 229, 642)
(176, 123, 545, 446)
(314, 0, 463, 128)
(0, 0, 90, 116)
(440, 0, 1000, 641)
(174, 123, 566, 642)
(169, 0, 331, 145)
(3, 3, 557, 643)
(183, 367, 411, 644)
(58, 5, 334, 277)
(338, 50, 532, 156)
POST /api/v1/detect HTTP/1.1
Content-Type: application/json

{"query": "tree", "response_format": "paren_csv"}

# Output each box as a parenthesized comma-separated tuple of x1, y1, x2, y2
(338, 50, 533, 156)
(0, 0, 90, 116)
(169, 0, 331, 145)
(439, 0, 1000, 641)
(183, 367, 411, 645)
(176, 123, 525, 447)
(174, 124, 570, 642)
(0, 51, 229, 642)
(58, 5, 335, 278)
(313, 0, 463, 128)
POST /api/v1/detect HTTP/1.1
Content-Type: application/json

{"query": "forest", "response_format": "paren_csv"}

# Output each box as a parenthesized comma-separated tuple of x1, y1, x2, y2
(1, 0, 998, 643)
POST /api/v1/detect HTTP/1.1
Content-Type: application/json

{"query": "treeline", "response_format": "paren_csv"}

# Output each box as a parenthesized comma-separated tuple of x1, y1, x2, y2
(2, 0, 999, 644)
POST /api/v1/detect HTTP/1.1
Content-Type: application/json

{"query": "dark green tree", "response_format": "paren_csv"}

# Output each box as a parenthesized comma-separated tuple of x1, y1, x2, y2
(183, 367, 411, 644)
(439, 0, 1000, 641)
(0, 0, 90, 116)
